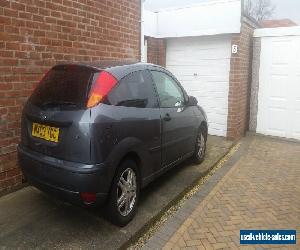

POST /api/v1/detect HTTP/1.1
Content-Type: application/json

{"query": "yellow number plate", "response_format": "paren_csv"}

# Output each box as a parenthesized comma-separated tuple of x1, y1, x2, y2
(32, 123, 60, 143)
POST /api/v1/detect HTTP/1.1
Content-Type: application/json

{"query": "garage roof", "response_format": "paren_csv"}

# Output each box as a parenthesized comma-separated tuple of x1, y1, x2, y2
(143, 0, 242, 38)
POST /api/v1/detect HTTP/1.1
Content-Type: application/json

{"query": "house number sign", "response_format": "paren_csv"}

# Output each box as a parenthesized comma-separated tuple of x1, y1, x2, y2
(232, 44, 238, 54)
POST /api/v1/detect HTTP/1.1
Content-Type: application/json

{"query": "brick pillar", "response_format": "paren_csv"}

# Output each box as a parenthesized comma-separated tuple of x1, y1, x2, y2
(227, 17, 258, 139)
(145, 36, 166, 67)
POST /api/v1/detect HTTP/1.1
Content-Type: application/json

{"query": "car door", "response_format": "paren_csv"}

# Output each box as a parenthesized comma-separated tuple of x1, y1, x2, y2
(105, 70, 162, 178)
(150, 70, 197, 167)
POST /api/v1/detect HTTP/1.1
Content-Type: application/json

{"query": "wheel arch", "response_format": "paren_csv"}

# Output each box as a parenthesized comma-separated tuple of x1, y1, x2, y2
(200, 121, 208, 140)
(106, 137, 147, 189)
(119, 151, 142, 177)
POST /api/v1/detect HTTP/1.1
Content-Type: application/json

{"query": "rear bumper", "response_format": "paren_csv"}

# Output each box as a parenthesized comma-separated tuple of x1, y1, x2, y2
(17, 145, 114, 206)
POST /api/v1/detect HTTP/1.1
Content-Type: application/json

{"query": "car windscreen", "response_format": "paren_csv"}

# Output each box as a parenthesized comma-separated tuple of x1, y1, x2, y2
(30, 65, 97, 109)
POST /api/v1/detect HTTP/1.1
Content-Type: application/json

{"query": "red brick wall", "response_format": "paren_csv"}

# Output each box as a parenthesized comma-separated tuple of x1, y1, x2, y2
(0, 0, 141, 195)
(227, 17, 257, 139)
(145, 36, 166, 67)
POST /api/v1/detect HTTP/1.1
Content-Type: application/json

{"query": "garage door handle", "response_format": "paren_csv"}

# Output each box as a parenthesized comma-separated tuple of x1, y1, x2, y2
(163, 113, 171, 122)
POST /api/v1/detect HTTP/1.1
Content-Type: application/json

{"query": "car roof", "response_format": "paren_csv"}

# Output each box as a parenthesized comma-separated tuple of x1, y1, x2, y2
(105, 62, 168, 80)
(54, 61, 169, 80)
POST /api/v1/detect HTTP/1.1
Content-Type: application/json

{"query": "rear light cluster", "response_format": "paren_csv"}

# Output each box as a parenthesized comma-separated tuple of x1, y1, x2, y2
(80, 192, 97, 203)
(87, 71, 118, 108)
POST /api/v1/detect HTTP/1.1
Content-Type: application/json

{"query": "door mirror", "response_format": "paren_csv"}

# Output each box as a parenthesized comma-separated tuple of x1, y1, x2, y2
(187, 96, 198, 106)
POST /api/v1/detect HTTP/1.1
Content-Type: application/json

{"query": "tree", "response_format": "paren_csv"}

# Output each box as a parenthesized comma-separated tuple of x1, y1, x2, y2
(244, 0, 276, 21)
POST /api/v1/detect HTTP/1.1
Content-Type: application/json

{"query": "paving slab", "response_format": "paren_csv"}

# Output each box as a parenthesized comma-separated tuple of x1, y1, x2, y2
(0, 136, 233, 249)
(143, 135, 300, 249)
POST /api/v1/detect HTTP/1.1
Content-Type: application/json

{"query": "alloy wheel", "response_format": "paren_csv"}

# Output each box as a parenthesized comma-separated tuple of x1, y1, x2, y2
(197, 131, 205, 159)
(117, 168, 137, 217)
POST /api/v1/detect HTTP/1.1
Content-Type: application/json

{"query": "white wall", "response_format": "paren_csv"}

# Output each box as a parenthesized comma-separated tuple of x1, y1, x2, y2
(143, 9, 157, 37)
(143, 0, 241, 38)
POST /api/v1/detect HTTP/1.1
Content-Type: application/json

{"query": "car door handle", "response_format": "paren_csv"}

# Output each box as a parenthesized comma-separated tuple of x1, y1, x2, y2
(163, 113, 171, 122)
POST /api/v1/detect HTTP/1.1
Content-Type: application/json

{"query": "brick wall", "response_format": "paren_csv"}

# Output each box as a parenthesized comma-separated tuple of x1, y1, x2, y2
(227, 17, 258, 139)
(0, 0, 141, 195)
(145, 36, 166, 67)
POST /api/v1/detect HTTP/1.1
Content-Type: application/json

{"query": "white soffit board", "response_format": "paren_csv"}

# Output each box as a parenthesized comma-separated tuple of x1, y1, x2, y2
(166, 35, 232, 137)
(143, 0, 241, 38)
(256, 33, 300, 140)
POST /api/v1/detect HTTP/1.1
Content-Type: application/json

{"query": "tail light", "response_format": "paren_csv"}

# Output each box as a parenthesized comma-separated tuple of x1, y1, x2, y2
(87, 71, 118, 108)
(80, 192, 97, 203)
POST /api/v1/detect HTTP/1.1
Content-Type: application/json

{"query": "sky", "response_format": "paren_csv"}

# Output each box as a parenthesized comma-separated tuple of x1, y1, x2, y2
(144, 0, 300, 25)
(272, 0, 300, 24)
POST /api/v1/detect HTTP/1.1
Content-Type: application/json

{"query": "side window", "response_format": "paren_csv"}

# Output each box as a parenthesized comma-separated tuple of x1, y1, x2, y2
(151, 71, 185, 108)
(106, 70, 158, 108)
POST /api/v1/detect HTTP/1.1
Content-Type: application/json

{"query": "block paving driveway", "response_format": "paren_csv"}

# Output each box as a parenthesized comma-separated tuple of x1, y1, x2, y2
(144, 135, 300, 249)
(0, 136, 233, 249)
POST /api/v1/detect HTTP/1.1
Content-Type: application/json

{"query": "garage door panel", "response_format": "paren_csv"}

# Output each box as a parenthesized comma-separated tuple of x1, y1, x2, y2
(293, 111, 300, 140)
(167, 64, 230, 76)
(167, 51, 231, 61)
(173, 75, 229, 83)
(271, 66, 289, 76)
(268, 98, 287, 110)
(256, 34, 300, 140)
(179, 82, 229, 94)
(168, 37, 231, 54)
(206, 112, 228, 123)
(264, 107, 287, 137)
(296, 98, 300, 107)
(188, 90, 228, 106)
(167, 57, 231, 65)
(271, 40, 291, 64)
(166, 36, 231, 137)
(208, 126, 227, 137)
(168, 66, 231, 76)
(195, 91, 228, 100)
(168, 39, 230, 49)
(293, 88, 300, 139)
(268, 76, 289, 100)
(173, 79, 229, 86)
(198, 99, 228, 109)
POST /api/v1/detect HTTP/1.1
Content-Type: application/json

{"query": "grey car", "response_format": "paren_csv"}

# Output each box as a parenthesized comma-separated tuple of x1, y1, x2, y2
(18, 62, 208, 226)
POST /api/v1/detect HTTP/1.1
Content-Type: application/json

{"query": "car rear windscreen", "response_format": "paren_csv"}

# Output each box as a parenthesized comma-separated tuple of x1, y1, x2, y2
(30, 65, 97, 109)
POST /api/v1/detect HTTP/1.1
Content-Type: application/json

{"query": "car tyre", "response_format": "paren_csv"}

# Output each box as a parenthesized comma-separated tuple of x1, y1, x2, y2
(193, 126, 207, 164)
(106, 159, 140, 226)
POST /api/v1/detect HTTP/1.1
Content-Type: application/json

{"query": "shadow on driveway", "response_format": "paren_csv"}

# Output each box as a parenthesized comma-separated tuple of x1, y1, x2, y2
(0, 136, 233, 249)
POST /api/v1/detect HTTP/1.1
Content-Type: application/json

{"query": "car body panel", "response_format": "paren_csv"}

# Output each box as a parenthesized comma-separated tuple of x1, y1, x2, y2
(90, 103, 161, 182)
(18, 144, 111, 205)
(21, 102, 92, 164)
(160, 106, 198, 166)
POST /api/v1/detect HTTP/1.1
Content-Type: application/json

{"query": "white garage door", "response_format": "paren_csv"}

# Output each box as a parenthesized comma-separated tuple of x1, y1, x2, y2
(166, 35, 232, 136)
(256, 33, 300, 140)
